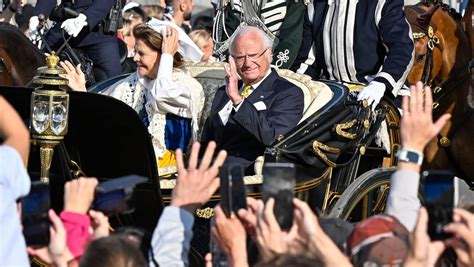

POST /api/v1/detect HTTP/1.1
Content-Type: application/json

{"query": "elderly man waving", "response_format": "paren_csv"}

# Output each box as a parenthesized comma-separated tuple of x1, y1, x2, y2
(201, 26, 304, 175)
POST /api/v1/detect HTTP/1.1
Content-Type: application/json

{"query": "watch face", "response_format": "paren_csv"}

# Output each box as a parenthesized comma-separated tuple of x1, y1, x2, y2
(406, 151, 420, 162)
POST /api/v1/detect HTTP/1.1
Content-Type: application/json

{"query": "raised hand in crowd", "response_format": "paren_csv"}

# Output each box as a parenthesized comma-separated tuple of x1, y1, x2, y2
(253, 198, 298, 261)
(212, 205, 249, 267)
(62, 177, 98, 259)
(292, 198, 352, 266)
(151, 141, 227, 267)
(171, 141, 227, 214)
(89, 210, 110, 239)
(59, 61, 87, 92)
(27, 210, 74, 267)
(64, 177, 98, 214)
(400, 81, 451, 168)
(404, 208, 446, 267)
(444, 208, 474, 267)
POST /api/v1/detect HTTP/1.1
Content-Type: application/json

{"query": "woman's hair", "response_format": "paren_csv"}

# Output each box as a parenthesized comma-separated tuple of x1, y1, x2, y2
(133, 24, 184, 69)
(143, 4, 164, 20)
(188, 29, 212, 50)
(79, 235, 148, 267)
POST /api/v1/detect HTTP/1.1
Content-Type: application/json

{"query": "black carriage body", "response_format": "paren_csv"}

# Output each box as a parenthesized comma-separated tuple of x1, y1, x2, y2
(0, 86, 163, 231)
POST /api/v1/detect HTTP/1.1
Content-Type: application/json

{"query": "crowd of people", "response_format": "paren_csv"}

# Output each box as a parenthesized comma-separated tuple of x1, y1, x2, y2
(1, 0, 473, 266)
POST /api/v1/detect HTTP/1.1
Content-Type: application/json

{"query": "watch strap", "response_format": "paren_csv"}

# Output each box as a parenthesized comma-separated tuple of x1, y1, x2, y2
(396, 148, 423, 165)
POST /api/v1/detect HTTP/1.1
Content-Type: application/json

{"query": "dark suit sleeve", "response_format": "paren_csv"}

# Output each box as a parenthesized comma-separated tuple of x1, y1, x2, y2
(33, 0, 57, 17)
(232, 85, 304, 146)
(372, 0, 414, 93)
(80, 0, 115, 29)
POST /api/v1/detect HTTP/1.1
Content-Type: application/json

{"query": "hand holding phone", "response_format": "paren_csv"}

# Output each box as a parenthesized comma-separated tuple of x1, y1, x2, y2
(92, 175, 147, 216)
(22, 181, 51, 247)
(220, 164, 247, 218)
(262, 163, 296, 230)
(423, 170, 456, 240)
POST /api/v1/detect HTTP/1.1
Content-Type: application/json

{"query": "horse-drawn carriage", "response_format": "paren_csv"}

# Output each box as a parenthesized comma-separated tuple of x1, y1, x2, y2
(0, 0, 472, 265)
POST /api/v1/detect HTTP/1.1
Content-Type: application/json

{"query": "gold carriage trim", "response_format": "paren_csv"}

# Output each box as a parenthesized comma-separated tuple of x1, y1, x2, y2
(335, 119, 358, 139)
(312, 140, 341, 168)
(196, 207, 214, 219)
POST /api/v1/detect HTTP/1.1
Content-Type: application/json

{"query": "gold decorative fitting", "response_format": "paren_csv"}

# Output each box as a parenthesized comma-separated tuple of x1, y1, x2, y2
(412, 32, 426, 39)
(196, 207, 214, 219)
(359, 145, 366, 155)
(303, 130, 309, 135)
(46, 52, 60, 69)
(312, 140, 340, 168)
(428, 26, 434, 38)
(432, 102, 439, 109)
(335, 119, 357, 139)
(362, 99, 369, 108)
(363, 119, 370, 129)
(439, 137, 451, 147)
(433, 87, 442, 94)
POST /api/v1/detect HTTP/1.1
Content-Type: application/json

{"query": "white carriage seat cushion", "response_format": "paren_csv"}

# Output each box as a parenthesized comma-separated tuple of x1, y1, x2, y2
(276, 69, 334, 123)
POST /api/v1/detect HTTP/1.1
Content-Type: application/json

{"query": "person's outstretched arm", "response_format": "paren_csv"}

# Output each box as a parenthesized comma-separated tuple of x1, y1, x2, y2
(386, 82, 451, 231)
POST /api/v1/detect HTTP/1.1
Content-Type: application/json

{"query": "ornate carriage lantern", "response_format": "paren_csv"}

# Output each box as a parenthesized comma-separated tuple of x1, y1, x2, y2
(30, 52, 69, 183)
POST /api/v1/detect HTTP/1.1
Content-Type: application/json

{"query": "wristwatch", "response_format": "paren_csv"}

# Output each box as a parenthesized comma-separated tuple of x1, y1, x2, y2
(396, 148, 424, 165)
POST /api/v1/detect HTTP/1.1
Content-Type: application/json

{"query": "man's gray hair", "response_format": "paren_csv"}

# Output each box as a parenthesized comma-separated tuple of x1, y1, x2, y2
(229, 26, 273, 62)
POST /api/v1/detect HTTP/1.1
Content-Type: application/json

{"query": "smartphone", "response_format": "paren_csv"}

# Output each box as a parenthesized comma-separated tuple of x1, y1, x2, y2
(262, 163, 296, 230)
(422, 170, 456, 240)
(220, 164, 247, 218)
(22, 181, 51, 248)
(92, 175, 147, 216)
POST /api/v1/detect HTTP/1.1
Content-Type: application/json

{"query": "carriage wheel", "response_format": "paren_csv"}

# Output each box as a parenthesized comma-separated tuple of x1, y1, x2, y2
(328, 167, 396, 221)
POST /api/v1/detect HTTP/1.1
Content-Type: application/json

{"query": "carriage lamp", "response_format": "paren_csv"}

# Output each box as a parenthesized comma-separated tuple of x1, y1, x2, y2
(30, 52, 70, 184)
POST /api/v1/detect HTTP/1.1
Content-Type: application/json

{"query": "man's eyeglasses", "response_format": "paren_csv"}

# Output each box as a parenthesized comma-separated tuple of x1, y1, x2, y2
(231, 48, 268, 64)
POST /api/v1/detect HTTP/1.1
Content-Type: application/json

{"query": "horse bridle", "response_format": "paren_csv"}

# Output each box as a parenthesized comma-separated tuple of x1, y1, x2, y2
(412, 8, 473, 182)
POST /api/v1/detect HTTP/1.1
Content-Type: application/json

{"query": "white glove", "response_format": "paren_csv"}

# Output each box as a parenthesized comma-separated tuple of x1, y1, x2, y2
(61, 13, 88, 37)
(357, 81, 386, 110)
(28, 16, 39, 40)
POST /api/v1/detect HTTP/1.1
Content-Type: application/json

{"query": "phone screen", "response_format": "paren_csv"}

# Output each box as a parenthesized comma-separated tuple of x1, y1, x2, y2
(423, 170, 454, 240)
(93, 188, 138, 216)
(263, 163, 296, 230)
(220, 164, 247, 217)
(22, 181, 51, 247)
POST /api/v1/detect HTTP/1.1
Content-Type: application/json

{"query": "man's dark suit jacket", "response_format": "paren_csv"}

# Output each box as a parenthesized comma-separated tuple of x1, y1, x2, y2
(201, 69, 304, 174)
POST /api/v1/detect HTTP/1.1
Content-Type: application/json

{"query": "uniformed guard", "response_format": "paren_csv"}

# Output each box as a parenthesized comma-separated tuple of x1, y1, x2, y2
(29, 0, 123, 82)
(292, 0, 414, 109)
(212, 0, 306, 69)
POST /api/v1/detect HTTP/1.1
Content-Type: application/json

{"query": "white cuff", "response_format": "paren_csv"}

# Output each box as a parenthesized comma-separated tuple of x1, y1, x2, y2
(233, 100, 244, 112)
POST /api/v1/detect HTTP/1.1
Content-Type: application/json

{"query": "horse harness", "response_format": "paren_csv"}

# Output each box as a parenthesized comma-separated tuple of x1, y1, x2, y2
(412, 4, 473, 182)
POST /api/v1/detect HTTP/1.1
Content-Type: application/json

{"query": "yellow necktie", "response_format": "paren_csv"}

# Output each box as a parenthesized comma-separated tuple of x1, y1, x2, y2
(241, 85, 252, 98)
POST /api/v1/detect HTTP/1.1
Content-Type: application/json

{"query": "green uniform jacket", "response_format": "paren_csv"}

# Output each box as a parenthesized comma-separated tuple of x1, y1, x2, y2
(220, 0, 306, 69)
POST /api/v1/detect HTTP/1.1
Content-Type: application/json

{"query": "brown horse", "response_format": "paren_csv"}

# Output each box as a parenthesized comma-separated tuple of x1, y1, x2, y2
(405, 2, 473, 186)
(0, 23, 45, 86)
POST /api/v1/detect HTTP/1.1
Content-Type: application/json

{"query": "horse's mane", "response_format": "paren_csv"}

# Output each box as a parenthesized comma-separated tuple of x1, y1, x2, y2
(405, 1, 463, 35)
